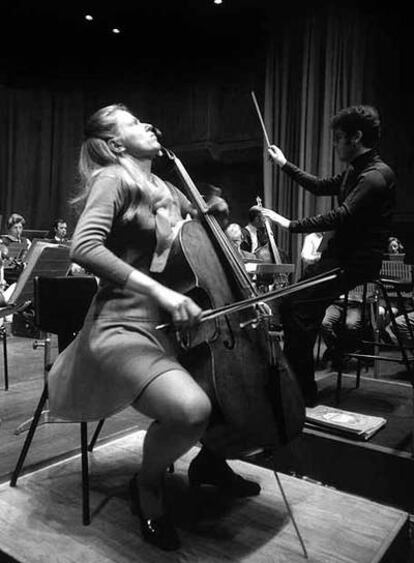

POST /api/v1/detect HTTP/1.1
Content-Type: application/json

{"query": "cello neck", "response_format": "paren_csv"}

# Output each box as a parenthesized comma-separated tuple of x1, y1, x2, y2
(163, 148, 257, 296)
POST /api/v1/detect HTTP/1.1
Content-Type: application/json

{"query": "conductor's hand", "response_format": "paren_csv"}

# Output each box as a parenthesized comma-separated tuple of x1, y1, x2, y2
(260, 207, 291, 229)
(268, 145, 287, 167)
(154, 286, 202, 328)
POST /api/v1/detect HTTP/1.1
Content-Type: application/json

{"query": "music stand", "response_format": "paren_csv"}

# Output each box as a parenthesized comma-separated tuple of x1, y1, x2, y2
(244, 261, 295, 276)
(10, 276, 100, 526)
(0, 241, 72, 393)
(1, 241, 72, 315)
(14, 275, 98, 434)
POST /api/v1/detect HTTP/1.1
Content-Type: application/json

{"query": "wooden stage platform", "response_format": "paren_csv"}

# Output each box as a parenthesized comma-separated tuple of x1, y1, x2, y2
(267, 373, 414, 514)
(0, 431, 409, 562)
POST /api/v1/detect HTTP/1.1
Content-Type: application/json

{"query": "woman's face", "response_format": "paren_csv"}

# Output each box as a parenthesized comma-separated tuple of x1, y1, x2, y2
(113, 110, 161, 158)
(9, 221, 24, 239)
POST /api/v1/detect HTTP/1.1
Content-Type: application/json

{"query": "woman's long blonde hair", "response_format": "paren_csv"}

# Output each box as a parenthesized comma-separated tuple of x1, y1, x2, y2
(73, 103, 153, 223)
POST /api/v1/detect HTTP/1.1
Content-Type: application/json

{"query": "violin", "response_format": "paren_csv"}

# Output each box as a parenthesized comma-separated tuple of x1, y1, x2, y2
(157, 148, 306, 457)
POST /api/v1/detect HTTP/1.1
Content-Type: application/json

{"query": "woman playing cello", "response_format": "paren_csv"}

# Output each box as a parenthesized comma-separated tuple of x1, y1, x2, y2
(48, 104, 259, 552)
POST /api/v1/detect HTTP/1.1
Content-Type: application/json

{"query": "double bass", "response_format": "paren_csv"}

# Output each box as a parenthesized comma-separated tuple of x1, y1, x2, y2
(254, 196, 289, 290)
(158, 149, 305, 458)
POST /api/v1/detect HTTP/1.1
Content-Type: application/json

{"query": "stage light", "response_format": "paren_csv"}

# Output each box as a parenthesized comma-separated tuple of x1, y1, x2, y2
(214, 0, 223, 4)
(84, 14, 94, 21)
(112, 28, 121, 34)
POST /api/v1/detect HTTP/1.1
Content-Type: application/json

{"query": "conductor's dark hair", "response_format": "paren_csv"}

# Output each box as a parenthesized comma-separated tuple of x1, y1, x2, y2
(331, 105, 381, 148)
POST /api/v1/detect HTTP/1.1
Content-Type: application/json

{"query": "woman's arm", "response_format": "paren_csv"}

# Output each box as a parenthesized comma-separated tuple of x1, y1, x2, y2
(70, 175, 134, 286)
(71, 174, 201, 326)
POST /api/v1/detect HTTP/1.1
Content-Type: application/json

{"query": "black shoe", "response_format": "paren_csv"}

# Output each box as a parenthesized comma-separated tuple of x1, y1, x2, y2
(188, 448, 261, 497)
(303, 387, 318, 408)
(129, 474, 180, 551)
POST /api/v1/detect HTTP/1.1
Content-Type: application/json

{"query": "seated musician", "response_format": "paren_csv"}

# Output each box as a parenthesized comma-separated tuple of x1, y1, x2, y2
(1, 213, 31, 284)
(241, 206, 268, 254)
(1, 213, 31, 251)
(301, 232, 324, 265)
(47, 104, 259, 552)
(387, 236, 404, 255)
(242, 205, 289, 263)
(202, 183, 230, 230)
(225, 223, 256, 260)
(46, 218, 69, 243)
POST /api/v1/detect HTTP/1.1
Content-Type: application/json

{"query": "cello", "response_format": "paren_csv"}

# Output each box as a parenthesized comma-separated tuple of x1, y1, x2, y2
(157, 148, 305, 458)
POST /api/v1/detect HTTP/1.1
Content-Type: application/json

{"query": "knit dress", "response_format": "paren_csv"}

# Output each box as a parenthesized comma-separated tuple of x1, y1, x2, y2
(48, 167, 192, 421)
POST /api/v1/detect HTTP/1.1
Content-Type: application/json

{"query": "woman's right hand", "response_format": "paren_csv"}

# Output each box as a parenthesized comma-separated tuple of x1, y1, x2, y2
(268, 145, 287, 167)
(152, 285, 202, 328)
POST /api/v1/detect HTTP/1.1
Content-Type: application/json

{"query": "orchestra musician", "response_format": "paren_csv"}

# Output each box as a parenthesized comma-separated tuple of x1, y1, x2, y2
(240, 206, 268, 254)
(225, 222, 256, 260)
(47, 104, 259, 552)
(1, 213, 31, 250)
(0, 213, 31, 284)
(261, 105, 396, 406)
(46, 218, 69, 243)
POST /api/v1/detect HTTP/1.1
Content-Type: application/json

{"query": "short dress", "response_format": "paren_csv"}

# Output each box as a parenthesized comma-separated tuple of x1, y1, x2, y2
(48, 168, 192, 422)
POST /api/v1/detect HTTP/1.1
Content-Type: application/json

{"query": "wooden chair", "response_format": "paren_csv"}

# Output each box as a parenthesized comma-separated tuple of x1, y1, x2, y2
(0, 322, 8, 390)
(9, 275, 102, 525)
(336, 261, 414, 403)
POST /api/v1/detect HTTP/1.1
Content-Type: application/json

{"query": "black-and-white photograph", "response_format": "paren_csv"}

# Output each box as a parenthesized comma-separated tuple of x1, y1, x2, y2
(0, 1, 412, 561)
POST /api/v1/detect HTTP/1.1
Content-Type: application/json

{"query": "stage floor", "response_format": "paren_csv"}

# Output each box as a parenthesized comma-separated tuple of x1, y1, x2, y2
(316, 372, 413, 454)
(0, 431, 409, 562)
(262, 373, 414, 514)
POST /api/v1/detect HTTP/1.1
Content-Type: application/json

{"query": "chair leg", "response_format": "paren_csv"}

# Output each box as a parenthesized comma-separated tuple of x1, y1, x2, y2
(378, 282, 412, 372)
(316, 331, 322, 365)
(1, 326, 8, 391)
(81, 422, 90, 525)
(88, 419, 105, 452)
(335, 293, 349, 404)
(10, 386, 48, 486)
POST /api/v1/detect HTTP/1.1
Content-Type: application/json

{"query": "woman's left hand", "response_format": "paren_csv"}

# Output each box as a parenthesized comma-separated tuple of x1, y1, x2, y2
(260, 207, 291, 229)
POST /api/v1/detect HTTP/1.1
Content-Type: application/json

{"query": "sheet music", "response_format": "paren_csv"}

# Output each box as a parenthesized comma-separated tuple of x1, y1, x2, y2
(6, 241, 71, 307)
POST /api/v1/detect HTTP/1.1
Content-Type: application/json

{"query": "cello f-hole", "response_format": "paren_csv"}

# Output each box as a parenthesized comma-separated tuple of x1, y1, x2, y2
(222, 315, 235, 350)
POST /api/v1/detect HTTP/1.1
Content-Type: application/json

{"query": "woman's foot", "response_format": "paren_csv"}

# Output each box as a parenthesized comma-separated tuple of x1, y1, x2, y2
(129, 474, 180, 551)
(188, 447, 261, 497)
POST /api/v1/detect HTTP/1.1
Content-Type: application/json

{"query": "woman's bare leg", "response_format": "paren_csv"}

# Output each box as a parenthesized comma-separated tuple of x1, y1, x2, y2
(131, 369, 211, 517)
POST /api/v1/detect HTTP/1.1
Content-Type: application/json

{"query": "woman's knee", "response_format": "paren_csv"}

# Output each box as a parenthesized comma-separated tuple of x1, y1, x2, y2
(169, 391, 212, 430)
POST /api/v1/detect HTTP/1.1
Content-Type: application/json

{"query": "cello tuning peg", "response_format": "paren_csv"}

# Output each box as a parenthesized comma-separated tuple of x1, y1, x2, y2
(239, 317, 260, 329)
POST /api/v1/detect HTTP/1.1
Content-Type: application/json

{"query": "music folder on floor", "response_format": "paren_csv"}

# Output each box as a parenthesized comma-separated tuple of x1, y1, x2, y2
(305, 405, 387, 440)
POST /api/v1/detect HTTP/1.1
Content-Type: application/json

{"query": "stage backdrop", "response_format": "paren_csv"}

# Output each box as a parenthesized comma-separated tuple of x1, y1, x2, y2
(263, 4, 413, 273)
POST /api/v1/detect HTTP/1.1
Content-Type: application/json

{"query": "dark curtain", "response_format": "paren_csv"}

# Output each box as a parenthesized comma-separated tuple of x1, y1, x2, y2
(263, 6, 377, 274)
(0, 63, 264, 234)
(0, 86, 149, 232)
(0, 89, 85, 232)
